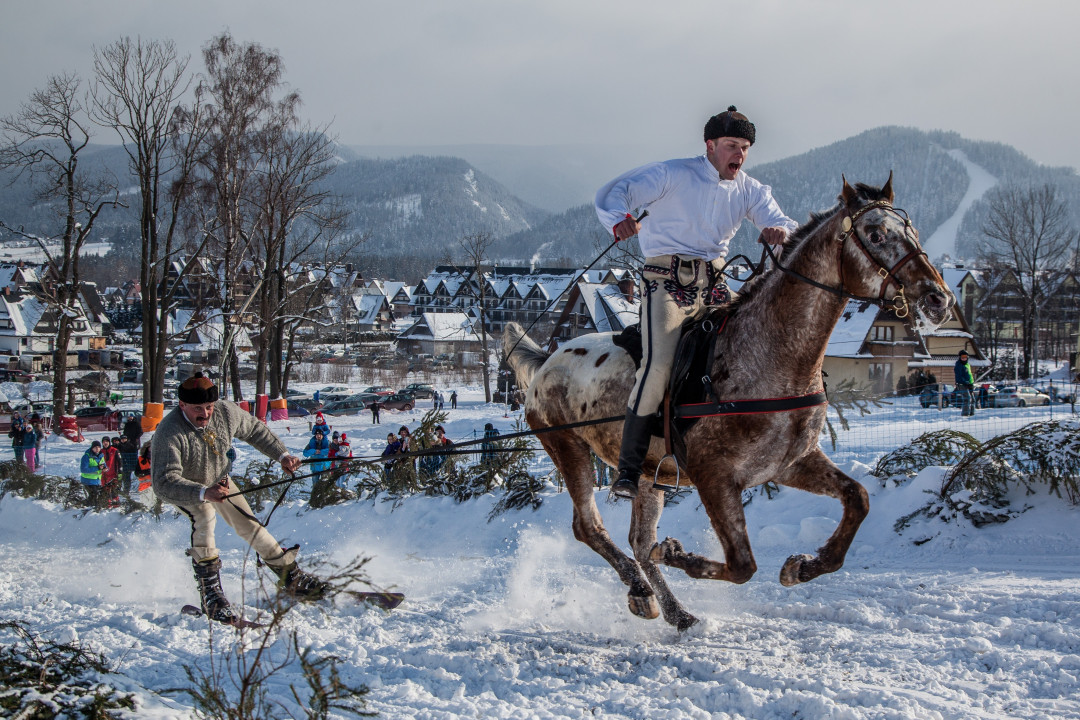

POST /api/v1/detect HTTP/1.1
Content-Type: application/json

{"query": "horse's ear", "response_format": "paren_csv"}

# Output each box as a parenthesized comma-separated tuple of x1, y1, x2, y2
(841, 174, 858, 206)
(882, 171, 894, 202)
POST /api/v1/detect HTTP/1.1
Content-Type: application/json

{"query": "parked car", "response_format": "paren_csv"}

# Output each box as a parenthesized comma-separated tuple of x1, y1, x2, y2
(319, 397, 368, 416)
(919, 385, 960, 408)
(317, 385, 352, 396)
(361, 385, 395, 396)
(284, 400, 312, 418)
(318, 392, 353, 403)
(290, 397, 324, 413)
(379, 392, 416, 411)
(993, 386, 1051, 408)
(399, 383, 435, 399)
(73, 406, 120, 430)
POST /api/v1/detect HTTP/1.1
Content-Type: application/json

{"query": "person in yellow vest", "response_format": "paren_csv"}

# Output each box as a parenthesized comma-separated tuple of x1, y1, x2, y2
(79, 440, 106, 506)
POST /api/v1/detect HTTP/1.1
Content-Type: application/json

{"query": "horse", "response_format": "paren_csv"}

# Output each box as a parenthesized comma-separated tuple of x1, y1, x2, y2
(503, 175, 953, 630)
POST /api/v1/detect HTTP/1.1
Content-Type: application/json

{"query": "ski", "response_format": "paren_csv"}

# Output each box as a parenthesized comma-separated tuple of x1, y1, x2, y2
(343, 590, 405, 610)
(181, 604, 265, 629)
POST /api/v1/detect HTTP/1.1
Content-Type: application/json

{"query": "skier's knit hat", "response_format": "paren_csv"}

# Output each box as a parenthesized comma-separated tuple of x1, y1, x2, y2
(178, 373, 218, 404)
(958, 349, 969, 357)
(90, 440, 102, 450)
(339, 433, 349, 444)
(704, 105, 756, 145)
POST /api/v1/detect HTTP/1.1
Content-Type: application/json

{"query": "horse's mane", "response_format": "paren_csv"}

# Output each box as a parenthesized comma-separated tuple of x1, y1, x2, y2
(726, 181, 891, 309)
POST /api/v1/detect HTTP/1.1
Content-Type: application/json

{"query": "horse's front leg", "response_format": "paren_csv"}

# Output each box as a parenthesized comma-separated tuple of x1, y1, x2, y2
(774, 448, 869, 586)
(629, 486, 698, 630)
(650, 478, 758, 584)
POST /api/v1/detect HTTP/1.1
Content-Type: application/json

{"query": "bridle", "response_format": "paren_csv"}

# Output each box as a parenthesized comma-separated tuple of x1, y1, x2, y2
(762, 199, 927, 318)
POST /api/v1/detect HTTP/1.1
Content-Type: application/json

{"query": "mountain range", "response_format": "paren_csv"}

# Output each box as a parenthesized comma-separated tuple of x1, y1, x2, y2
(2, 127, 1078, 283)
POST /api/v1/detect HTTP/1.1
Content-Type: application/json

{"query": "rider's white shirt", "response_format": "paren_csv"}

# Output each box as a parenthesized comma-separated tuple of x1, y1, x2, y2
(595, 155, 798, 261)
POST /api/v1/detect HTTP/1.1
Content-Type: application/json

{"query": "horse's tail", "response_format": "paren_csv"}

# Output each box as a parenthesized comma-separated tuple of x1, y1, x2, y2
(502, 322, 549, 390)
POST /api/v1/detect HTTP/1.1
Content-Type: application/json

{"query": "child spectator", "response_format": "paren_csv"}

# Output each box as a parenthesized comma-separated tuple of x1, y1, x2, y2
(21, 420, 37, 472)
(311, 412, 331, 436)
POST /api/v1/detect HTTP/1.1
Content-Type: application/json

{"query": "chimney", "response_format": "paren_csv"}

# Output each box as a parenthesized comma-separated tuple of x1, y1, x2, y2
(618, 278, 636, 303)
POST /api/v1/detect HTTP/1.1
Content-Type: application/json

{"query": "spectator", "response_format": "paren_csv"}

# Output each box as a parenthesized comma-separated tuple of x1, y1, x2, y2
(954, 350, 975, 417)
(381, 432, 402, 482)
(123, 413, 143, 447)
(102, 437, 121, 506)
(116, 434, 139, 496)
(80, 440, 106, 506)
(8, 413, 25, 464)
(334, 433, 353, 488)
(30, 413, 45, 472)
(303, 428, 331, 481)
(480, 422, 500, 466)
(370, 399, 381, 424)
(135, 442, 153, 493)
(328, 430, 340, 466)
(311, 412, 331, 436)
(421, 424, 454, 476)
(21, 421, 37, 472)
(450, 390, 457, 410)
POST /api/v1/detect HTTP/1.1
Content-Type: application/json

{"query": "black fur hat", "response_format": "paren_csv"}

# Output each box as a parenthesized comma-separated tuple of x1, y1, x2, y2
(704, 105, 756, 145)
(178, 372, 219, 404)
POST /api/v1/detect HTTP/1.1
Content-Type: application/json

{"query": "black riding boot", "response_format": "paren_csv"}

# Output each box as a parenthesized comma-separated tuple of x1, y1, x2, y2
(192, 557, 239, 625)
(611, 411, 654, 499)
(274, 562, 329, 601)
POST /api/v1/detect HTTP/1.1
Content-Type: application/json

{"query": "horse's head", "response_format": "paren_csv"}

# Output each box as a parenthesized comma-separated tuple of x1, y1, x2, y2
(834, 173, 952, 329)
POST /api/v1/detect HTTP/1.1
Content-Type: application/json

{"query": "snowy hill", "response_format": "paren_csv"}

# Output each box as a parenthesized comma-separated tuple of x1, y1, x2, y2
(1, 385, 1078, 718)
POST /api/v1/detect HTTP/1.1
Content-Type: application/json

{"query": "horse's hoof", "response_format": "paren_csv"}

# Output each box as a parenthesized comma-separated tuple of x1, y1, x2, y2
(649, 537, 684, 564)
(675, 612, 698, 632)
(628, 593, 660, 620)
(780, 554, 814, 586)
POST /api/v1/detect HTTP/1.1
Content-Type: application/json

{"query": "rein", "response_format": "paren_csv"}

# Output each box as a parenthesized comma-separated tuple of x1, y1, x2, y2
(761, 200, 927, 318)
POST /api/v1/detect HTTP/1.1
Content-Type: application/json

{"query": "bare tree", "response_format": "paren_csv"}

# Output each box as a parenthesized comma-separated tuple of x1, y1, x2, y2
(90, 36, 210, 405)
(446, 232, 496, 402)
(248, 118, 350, 400)
(193, 31, 300, 401)
(0, 72, 120, 421)
(977, 183, 1076, 377)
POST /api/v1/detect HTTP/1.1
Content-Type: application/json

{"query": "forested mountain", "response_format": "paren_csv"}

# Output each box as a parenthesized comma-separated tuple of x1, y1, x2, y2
(324, 155, 549, 278)
(3, 127, 1078, 283)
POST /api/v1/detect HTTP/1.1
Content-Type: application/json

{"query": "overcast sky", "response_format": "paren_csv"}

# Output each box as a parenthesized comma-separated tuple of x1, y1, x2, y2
(3, 0, 1078, 173)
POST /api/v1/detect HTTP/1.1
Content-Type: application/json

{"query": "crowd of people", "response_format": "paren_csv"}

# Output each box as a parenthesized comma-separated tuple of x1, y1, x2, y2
(75, 413, 146, 507)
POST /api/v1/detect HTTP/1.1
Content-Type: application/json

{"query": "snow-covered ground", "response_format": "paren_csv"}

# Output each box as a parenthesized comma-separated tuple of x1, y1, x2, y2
(1, 383, 1078, 719)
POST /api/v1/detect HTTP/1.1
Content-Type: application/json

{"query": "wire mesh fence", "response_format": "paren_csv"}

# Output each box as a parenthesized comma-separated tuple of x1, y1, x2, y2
(825, 380, 1079, 467)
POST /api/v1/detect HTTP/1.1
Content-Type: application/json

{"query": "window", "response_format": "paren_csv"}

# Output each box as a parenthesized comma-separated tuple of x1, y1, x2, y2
(871, 326, 894, 342)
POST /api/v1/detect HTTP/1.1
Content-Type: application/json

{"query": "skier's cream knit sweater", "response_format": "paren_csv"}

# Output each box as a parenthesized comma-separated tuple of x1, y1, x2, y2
(151, 401, 288, 506)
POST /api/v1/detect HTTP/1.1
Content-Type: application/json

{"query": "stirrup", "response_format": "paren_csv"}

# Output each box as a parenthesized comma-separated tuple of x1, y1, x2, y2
(651, 454, 682, 492)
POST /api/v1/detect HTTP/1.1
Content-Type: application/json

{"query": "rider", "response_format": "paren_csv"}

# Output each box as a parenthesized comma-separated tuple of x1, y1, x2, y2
(595, 106, 799, 498)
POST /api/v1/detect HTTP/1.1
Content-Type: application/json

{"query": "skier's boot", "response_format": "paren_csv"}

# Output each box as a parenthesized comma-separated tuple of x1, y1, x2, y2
(192, 557, 240, 625)
(275, 561, 329, 601)
(611, 411, 654, 499)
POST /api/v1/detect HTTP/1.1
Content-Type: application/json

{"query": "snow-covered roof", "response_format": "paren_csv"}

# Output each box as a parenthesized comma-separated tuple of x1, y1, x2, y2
(825, 301, 879, 359)
(398, 312, 480, 343)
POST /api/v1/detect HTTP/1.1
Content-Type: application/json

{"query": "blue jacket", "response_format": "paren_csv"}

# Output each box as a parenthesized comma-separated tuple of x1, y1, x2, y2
(303, 435, 331, 472)
(80, 449, 104, 486)
(22, 427, 37, 449)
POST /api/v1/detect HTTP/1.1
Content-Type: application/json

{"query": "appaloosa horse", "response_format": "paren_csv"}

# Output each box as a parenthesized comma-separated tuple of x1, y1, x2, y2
(504, 176, 953, 630)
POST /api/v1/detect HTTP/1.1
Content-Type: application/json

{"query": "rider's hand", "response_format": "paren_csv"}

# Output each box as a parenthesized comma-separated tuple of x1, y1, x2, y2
(759, 227, 788, 246)
(204, 478, 230, 503)
(612, 215, 641, 242)
(280, 454, 301, 474)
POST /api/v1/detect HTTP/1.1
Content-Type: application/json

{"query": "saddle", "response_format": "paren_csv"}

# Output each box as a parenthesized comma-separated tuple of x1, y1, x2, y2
(613, 308, 828, 487)
(612, 310, 728, 470)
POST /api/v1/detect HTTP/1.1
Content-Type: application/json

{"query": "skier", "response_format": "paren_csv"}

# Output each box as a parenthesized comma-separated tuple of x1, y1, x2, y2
(151, 373, 328, 626)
